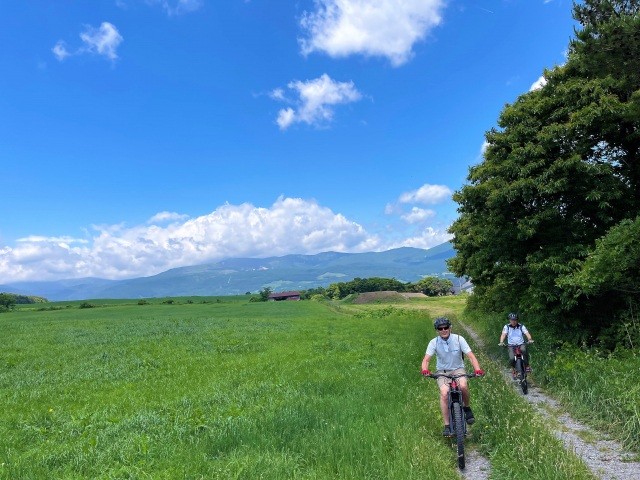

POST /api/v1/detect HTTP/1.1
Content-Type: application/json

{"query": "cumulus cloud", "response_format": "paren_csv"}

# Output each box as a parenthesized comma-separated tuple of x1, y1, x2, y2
(271, 74, 362, 130)
(398, 183, 452, 205)
(401, 207, 436, 224)
(0, 198, 385, 283)
(299, 0, 445, 66)
(386, 226, 452, 250)
(53, 22, 123, 62)
(480, 140, 490, 156)
(530, 75, 547, 91)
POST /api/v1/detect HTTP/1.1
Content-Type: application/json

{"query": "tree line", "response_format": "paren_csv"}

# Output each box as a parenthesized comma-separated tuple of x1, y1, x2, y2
(250, 276, 455, 302)
(447, 0, 640, 348)
(0, 293, 48, 312)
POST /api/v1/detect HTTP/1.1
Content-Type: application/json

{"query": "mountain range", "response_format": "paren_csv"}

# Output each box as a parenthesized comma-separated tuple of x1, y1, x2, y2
(0, 242, 458, 301)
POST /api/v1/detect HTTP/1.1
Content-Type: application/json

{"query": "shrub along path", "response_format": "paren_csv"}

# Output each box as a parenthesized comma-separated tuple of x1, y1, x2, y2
(458, 319, 640, 480)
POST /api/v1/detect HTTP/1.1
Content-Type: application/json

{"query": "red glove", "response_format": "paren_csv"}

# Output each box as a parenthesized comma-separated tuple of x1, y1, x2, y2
(421, 369, 431, 376)
(474, 369, 485, 376)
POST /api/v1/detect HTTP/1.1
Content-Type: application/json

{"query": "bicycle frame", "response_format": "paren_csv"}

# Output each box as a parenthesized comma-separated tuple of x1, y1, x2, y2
(446, 376, 467, 435)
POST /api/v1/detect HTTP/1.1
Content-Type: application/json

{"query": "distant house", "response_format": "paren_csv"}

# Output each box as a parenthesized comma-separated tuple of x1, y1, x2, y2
(268, 290, 301, 301)
(451, 278, 474, 295)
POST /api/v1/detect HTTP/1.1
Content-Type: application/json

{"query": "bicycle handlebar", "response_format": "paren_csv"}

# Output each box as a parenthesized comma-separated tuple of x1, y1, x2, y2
(425, 372, 481, 379)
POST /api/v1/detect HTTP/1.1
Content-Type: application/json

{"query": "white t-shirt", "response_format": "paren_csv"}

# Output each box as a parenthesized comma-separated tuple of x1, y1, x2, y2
(425, 334, 472, 371)
(502, 323, 529, 345)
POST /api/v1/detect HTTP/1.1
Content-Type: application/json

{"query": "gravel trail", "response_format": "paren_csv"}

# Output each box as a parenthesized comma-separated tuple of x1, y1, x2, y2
(458, 448, 491, 479)
(461, 321, 640, 480)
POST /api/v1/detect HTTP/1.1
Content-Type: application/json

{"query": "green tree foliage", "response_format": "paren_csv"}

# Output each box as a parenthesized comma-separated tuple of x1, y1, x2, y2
(324, 277, 409, 300)
(0, 293, 47, 308)
(448, 1, 640, 341)
(559, 216, 640, 299)
(0, 293, 17, 312)
(412, 276, 453, 296)
(300, 287, 327, 300)
(258, 287, 273, 302)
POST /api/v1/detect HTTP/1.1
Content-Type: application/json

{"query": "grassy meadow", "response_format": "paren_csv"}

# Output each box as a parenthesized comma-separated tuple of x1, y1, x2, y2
(1, 296, 595, 479)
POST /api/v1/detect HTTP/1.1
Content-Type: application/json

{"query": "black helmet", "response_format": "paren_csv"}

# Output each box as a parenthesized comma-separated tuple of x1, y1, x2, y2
(508, 312, 518, 320)
(434, 317, 451, 330)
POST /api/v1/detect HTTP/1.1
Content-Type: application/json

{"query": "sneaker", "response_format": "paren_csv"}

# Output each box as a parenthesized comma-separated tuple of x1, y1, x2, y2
(464, 407, 475, 425)
(525, 366, 532, 373)
(512, 369, 517, 379)
(442, 425, 452, 437)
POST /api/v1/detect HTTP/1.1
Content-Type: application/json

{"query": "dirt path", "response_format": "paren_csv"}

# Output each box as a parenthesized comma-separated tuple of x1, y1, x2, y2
(458, 449, 491, 479)
(461, 321, 640, 480)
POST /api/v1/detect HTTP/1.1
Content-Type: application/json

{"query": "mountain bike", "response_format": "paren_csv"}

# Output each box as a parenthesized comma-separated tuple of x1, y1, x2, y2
(503, 343, 531, 394)
(425, 372, 480, 470)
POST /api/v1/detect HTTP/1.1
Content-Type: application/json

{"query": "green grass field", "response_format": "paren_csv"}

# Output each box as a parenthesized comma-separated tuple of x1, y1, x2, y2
(1, 296, 594, 479)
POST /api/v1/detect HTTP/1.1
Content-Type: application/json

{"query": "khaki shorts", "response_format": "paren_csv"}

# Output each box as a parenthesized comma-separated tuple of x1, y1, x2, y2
(436, 368, 467, 388)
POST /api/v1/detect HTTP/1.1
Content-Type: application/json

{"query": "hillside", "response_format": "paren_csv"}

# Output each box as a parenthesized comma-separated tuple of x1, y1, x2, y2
(0, 242, 457, 301)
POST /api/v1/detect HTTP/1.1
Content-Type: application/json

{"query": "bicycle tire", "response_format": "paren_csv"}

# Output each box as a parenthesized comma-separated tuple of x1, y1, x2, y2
(515, 358, 527, 394)
(453, 402, 466, 469)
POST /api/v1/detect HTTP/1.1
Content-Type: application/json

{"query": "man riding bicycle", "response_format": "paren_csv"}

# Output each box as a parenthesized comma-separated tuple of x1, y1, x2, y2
(421, 317, 484, 436)
(498, 313, 534, 376)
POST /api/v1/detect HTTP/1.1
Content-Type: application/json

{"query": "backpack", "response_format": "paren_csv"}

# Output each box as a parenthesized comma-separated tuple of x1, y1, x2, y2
(505, 323, 524, 342)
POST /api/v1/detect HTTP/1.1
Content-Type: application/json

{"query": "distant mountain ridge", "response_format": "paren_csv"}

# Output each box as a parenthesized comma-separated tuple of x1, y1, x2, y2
(0, 242, 457, 301)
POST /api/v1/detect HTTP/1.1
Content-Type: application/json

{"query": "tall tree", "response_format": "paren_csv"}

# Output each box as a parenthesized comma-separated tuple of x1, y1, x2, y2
(448, 1, 640, 339)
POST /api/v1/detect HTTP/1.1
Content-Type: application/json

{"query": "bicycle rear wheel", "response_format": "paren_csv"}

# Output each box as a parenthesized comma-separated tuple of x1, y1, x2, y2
(453, 402, 465, 469)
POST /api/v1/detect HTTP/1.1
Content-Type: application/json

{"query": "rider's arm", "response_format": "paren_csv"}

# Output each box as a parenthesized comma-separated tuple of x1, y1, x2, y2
(525, 331, 533, 342)
(499, 332, 506, 343)
(466, 351, 481, 372)
(421, 354, 432, 372)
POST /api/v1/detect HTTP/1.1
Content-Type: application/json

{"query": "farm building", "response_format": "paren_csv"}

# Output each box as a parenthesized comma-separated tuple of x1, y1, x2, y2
(268, 291, 301, 301)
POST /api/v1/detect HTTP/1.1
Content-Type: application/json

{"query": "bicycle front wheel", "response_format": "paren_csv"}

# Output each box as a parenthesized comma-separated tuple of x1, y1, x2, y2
(515, 358, 527, 394)
(453, 402, 465, 469)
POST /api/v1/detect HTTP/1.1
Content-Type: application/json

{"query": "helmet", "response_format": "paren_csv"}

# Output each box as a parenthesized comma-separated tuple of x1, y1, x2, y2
(433, 317, 451, 330)
(508, 312, 518, 321)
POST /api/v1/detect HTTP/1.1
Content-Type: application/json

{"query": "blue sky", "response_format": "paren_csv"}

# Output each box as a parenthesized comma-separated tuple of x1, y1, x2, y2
(1, 0, 576, 283)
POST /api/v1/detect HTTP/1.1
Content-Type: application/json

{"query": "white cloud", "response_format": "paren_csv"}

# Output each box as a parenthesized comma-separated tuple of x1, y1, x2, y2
(401, 207, 436, 224)
(52, 41, 71, 61)
(17, 236, 89, 245)
(398, 183, 452, 205)
(299, 0, 445, 66)
(530, 75, 547, 91)
(270, 88, 286, 101)
(0, 197, 387, 282)
(272, 74, 362, 130)
(277, 108, 296, 130)
(147, 211, 190, 224)
(79, 22, 123, 60)
(386, 226, 452, 250)
(53, 22, 123, 62)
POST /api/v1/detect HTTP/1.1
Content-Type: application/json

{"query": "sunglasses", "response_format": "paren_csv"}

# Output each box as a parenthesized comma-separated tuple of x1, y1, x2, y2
(437, 326, 450, 331)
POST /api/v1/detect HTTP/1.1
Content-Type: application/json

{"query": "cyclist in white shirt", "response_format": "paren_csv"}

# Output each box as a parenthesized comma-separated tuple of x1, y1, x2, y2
(499, 312, 534, 375)
(421, 317, 484, 436)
